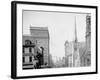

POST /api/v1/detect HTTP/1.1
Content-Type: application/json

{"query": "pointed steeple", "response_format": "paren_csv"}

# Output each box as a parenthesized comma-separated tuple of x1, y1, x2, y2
(74, 16, 78, 43)
(73, 16, 80, 67)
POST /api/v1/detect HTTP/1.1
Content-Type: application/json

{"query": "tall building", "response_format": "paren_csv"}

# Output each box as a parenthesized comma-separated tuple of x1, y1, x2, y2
(79, 14, 91, 67)
(84, 14, 91, 66)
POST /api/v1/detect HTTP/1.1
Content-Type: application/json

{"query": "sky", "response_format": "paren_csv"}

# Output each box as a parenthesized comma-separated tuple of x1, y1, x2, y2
(23, 10, 87, 59)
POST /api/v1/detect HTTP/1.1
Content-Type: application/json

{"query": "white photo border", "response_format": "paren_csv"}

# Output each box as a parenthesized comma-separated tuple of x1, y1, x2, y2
(11, 1, 98, 79)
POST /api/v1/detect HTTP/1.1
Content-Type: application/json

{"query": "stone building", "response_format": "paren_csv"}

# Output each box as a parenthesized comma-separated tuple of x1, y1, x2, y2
(23, 27, 50, 69)
(84, 14, 91, 66)
(79, 14, 91, 66)
(78, 42, 86, 66)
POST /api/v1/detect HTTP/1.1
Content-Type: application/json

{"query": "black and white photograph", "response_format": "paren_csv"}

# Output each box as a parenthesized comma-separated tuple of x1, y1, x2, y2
(11, 1, 97, 79)
(22, 11, 91, 69)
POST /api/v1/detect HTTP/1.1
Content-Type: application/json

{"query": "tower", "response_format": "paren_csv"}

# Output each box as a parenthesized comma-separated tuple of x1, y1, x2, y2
(84, 14, 91, 66)
(73, 16, 80, 67)
(74, 17, 78, 43)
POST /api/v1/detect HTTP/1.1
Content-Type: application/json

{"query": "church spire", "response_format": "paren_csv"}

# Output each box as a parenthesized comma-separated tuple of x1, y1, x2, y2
(74, 16, 78, 43)
(73, 16, 80, 67)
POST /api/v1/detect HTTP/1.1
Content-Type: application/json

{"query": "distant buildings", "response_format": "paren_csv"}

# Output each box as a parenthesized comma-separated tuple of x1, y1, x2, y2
(23, 27, 50, 69)
(53, 57, 65, 68)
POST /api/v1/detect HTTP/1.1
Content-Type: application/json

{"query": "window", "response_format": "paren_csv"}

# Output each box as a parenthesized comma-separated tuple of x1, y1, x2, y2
(25, 56, 30, 63)
(29, 47, 31, 53)
(23, 57, 25, 63)
(25, 40, 32, 45)
(24, 48, 29, 54)
(30, 56, 32, 62)
(31, 48, 34, 54)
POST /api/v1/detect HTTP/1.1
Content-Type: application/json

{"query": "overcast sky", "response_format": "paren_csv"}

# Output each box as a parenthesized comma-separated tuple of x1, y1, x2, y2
(23, 10, 87, 59)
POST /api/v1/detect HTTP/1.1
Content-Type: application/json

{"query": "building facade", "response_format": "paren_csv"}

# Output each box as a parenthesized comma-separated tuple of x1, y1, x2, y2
(79, 14, 91, 67)
(23, 27, 50, 69)
(65, 41, 74, 67)
(84, 14, 91, 66)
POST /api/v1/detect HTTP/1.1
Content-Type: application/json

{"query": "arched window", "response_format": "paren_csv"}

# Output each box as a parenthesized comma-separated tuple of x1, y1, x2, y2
(25, 40, 32, 45)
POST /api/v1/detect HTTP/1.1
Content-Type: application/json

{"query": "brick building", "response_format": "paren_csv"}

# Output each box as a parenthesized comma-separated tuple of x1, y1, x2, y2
(23, 27, 50, 69)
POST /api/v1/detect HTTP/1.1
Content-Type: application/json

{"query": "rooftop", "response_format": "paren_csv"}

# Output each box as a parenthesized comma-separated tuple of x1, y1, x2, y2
(30, 27, 48, 31)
